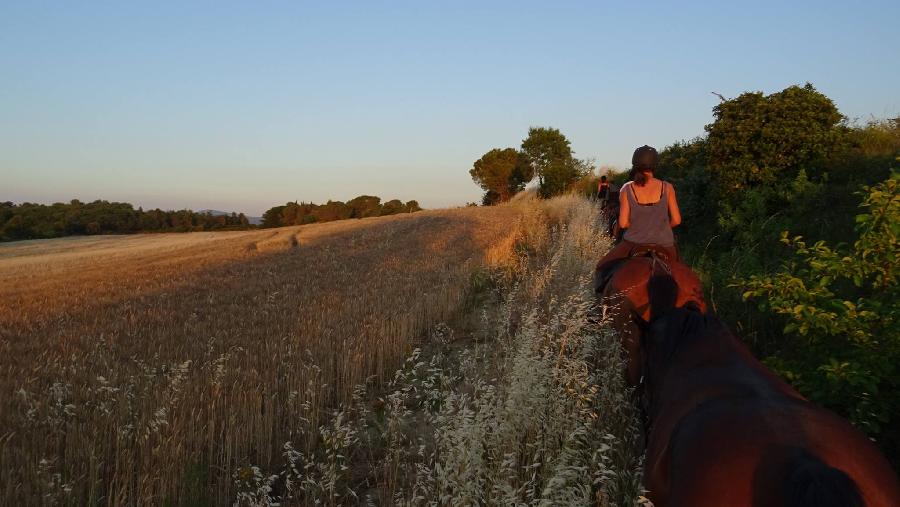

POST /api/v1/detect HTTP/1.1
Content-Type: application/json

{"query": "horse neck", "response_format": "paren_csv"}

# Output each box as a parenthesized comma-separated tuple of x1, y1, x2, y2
(646, 319, 801, 414)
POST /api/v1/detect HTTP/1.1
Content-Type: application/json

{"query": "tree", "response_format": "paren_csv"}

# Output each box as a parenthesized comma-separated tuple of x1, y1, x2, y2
(262, 205, 286, 228)
(705, 83, 845, 195)
(481, 190, 501, 206)
(520, 127, 581, 197)
(380, 199, 405, 215)
(469, 148, 533, 203)
(315, 200, 352, 221)
(404, 200, 421, 213)
(347, 195, 382, 218)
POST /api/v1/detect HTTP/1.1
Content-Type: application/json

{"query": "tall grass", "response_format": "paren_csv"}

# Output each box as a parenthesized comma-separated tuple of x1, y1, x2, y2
(337, 196, 645, 505)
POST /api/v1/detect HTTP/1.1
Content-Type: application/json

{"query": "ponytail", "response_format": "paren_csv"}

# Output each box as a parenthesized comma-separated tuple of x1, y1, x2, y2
(632, 167, 651, 186)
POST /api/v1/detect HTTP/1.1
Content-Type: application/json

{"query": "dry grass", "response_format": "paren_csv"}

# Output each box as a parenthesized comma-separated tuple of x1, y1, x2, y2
(0, 206, 524, 505)
(360, 196, 645, 506)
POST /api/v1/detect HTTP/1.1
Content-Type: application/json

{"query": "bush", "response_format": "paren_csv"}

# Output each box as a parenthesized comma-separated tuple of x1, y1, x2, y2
(656, 85, 900, 465)
(740, 175, 899, 454)
(706, 83, 845, 195)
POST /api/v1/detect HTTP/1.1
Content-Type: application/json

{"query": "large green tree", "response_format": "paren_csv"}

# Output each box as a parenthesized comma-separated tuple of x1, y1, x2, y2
(520, 127, 581, 197)
(706, 83, 845, 194)
(469, 148, 533, 204)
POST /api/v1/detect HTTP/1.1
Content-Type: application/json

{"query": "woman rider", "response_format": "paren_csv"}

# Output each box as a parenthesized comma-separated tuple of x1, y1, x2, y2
(596, 145, 681, 274)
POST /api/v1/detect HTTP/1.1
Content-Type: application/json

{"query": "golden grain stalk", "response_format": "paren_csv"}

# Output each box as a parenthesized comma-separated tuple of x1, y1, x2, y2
(0, 205, 522, 504)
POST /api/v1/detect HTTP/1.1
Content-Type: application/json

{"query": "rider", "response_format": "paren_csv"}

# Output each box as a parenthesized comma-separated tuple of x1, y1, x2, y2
(595, 145, 681, 275)
(597, 175, 610, 204)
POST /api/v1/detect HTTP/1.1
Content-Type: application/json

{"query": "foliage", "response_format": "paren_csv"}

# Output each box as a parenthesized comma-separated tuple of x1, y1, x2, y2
(405, 200, 422, 213)
(347, 195, 383, 218)
(380, 199, 406, 216)
(740, 175, 899, 436)
(606, 168, 630, 187)
(469, 148, 533, 204)
(261, 196, 422, 228)
(571, 174, 600, 199)
(657, 137, 708, 182)
(655, 83, 900, 465)
(705, 83, 845, 195)
(520, 127, 573, 179)
(538, 160, 580, 198)
(520, 127, 587, 198)
(0, 200, 252, 241)
(0, 194, 426, 240)
(469, 127, 594, 201)
(843, 117, 900, 158)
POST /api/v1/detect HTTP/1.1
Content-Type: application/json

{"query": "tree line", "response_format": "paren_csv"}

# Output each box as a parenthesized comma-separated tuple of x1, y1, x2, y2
(1, 194, 424, 241)
(260, 196, 421, 228)
(469, 126, 594, 204)
(0, 200, 252, 241)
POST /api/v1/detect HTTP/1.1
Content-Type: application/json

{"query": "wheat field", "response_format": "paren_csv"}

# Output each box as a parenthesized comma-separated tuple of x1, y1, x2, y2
(0, 197, 643, 506)
(0, 205, 527, 504)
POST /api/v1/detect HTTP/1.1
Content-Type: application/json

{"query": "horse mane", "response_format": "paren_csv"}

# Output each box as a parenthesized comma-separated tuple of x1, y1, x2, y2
(646, 305, 712, 367)
(647, 273, 678, 319)
(783, 450, 864, 507)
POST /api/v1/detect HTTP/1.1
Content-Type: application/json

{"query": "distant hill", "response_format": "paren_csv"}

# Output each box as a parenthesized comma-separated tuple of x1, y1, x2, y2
(199, 209, 263, 225)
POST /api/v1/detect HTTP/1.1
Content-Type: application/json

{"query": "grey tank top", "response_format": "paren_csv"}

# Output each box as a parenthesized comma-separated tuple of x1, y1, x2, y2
(623, 181, 675, 246)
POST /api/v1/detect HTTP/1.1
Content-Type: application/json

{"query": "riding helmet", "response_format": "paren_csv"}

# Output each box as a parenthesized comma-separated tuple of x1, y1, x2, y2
(632, 145, 659, 170)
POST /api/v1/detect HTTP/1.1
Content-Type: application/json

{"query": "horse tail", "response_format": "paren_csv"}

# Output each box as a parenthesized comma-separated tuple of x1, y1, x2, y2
(784, 451, 864, 507)
(647, 272, 678, 320)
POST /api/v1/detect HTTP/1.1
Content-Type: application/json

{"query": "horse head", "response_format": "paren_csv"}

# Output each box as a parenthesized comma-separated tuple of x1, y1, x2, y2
(638, 302, 708, 402)
(599, 256, 706, 387)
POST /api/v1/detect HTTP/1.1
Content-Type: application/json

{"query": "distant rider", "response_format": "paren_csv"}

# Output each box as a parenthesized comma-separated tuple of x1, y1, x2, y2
(595, 145, 681, 273)
(597, 175, 610, 205)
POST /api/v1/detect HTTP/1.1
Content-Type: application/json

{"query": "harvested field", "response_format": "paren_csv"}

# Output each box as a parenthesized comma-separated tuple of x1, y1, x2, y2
(0, 205, 524, 504)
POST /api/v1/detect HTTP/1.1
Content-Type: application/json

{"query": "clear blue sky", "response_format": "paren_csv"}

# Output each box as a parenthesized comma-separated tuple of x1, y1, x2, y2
(2, 1, 898, 215)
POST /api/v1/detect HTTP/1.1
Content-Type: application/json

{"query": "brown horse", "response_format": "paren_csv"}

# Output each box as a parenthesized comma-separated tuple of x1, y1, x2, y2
(638, 273, 900, 507)
(595, 250, 705, 386)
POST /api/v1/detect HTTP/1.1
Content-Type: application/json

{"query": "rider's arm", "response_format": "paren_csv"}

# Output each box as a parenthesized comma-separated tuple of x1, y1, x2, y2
(618, 185, 630, 229)
(667, 182, 682, 227)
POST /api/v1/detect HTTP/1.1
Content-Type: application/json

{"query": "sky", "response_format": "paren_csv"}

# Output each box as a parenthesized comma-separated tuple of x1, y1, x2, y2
(2, 1, 898, 216)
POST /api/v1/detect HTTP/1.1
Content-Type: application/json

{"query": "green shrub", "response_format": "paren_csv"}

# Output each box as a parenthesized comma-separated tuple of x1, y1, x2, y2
(740, 175, 899, 450)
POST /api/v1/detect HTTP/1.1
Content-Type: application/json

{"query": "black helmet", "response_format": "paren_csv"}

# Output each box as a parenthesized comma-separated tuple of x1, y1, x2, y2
(632, 145, 659, 170)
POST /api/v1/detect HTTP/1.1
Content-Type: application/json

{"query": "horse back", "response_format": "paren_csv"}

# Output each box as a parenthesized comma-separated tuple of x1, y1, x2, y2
(650, 398, 899, 506)
(645, 324, 900, 506)
(604, 257, 706, 322)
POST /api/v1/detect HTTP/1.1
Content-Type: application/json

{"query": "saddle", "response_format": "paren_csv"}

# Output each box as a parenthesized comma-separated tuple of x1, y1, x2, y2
(593, 244, 674, 296)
